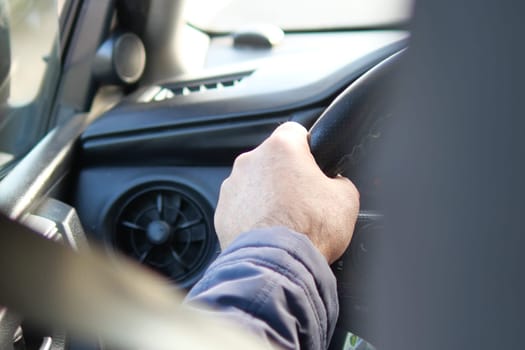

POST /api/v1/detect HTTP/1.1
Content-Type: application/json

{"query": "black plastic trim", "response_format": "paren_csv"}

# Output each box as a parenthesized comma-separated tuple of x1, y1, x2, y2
(80, 32, 407, 166)
(59, 0, 81, 58)
(82, 34, 407, 141)
(57, 0, 115, 113)
(81, 108, 323, 166)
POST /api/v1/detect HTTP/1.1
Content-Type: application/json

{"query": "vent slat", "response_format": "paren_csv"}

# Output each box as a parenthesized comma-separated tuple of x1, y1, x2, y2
(139, 72, 252, 103)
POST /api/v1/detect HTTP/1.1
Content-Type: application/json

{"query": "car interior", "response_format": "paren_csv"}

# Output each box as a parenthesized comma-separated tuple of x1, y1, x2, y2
(1, 0, 524, 349)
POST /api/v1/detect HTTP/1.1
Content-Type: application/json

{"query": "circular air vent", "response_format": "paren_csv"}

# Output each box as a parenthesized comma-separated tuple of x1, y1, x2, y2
(108, 183, 218, 288)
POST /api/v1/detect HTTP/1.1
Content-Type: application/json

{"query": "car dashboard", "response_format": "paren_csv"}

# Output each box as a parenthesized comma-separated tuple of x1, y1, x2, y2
(1, 27, 407, 349)
(71, 29, 407, 345)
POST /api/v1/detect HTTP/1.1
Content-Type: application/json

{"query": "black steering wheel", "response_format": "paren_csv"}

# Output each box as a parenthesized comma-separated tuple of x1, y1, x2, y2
(309, 51, 403, 177)
(309, 51, 403, 345)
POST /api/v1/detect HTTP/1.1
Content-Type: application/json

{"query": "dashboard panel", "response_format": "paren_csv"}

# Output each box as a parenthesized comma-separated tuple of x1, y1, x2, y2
(81, 31, 407, 166)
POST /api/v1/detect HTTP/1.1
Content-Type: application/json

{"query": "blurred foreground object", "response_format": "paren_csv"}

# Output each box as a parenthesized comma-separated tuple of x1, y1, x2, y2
(367, 0, 525, 348)
(0, 212, 268, 350)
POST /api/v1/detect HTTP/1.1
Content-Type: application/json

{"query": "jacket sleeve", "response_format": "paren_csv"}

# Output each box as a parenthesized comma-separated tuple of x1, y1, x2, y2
(185, 227, 339, 350)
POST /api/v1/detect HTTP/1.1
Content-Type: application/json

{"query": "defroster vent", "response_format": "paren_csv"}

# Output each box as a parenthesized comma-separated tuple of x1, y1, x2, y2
(138, 71, 253, 103)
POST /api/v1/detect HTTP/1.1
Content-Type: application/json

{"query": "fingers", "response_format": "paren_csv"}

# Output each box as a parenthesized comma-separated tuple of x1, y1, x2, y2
(332, 175, 360, 211)
(213, 121, 361, 260)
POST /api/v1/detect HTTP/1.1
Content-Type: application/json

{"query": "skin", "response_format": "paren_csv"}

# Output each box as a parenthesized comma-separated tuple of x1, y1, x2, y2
(214, 122, 360, 264)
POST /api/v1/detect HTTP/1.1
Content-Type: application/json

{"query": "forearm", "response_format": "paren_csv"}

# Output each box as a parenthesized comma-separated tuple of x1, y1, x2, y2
(185, 227, 339, 350)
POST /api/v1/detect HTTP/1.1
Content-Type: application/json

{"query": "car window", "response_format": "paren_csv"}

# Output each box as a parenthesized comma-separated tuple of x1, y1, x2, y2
(0, 0, 61, 176)
(184, 0, 414, 33)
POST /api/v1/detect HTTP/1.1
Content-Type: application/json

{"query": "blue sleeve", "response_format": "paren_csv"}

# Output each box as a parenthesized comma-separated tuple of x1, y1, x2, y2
(185, 227, 339, 350)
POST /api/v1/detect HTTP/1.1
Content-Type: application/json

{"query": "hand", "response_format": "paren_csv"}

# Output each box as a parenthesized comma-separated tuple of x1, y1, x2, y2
(214, 122, 360, 263)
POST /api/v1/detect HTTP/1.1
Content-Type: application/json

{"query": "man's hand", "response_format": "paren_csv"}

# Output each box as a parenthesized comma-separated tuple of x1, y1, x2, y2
(214, 122, 360, 263)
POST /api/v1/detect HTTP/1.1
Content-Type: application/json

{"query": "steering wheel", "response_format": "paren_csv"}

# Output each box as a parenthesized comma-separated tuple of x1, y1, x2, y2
(309, 51, 403, 345)
(309, 51, 402, 177)
(0, 51, 403, 350)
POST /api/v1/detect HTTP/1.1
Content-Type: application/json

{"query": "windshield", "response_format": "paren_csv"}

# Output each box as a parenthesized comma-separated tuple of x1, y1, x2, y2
(184, 0, 413, 33)
(0, 0, 61, 174)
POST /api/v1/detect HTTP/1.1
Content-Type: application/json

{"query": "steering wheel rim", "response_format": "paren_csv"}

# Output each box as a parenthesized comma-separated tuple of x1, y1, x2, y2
(308, 51, 404, 345)
(309, 51, 404, 178)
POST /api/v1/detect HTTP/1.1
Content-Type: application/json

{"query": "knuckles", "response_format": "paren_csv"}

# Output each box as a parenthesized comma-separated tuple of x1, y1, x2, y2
(219, 177, 231, 192)
(232, 151, 251, 169)
(264, 129, 304, 157)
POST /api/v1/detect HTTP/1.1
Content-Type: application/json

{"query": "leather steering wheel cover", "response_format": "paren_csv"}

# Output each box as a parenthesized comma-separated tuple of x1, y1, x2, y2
(309, 51, 404, 178)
